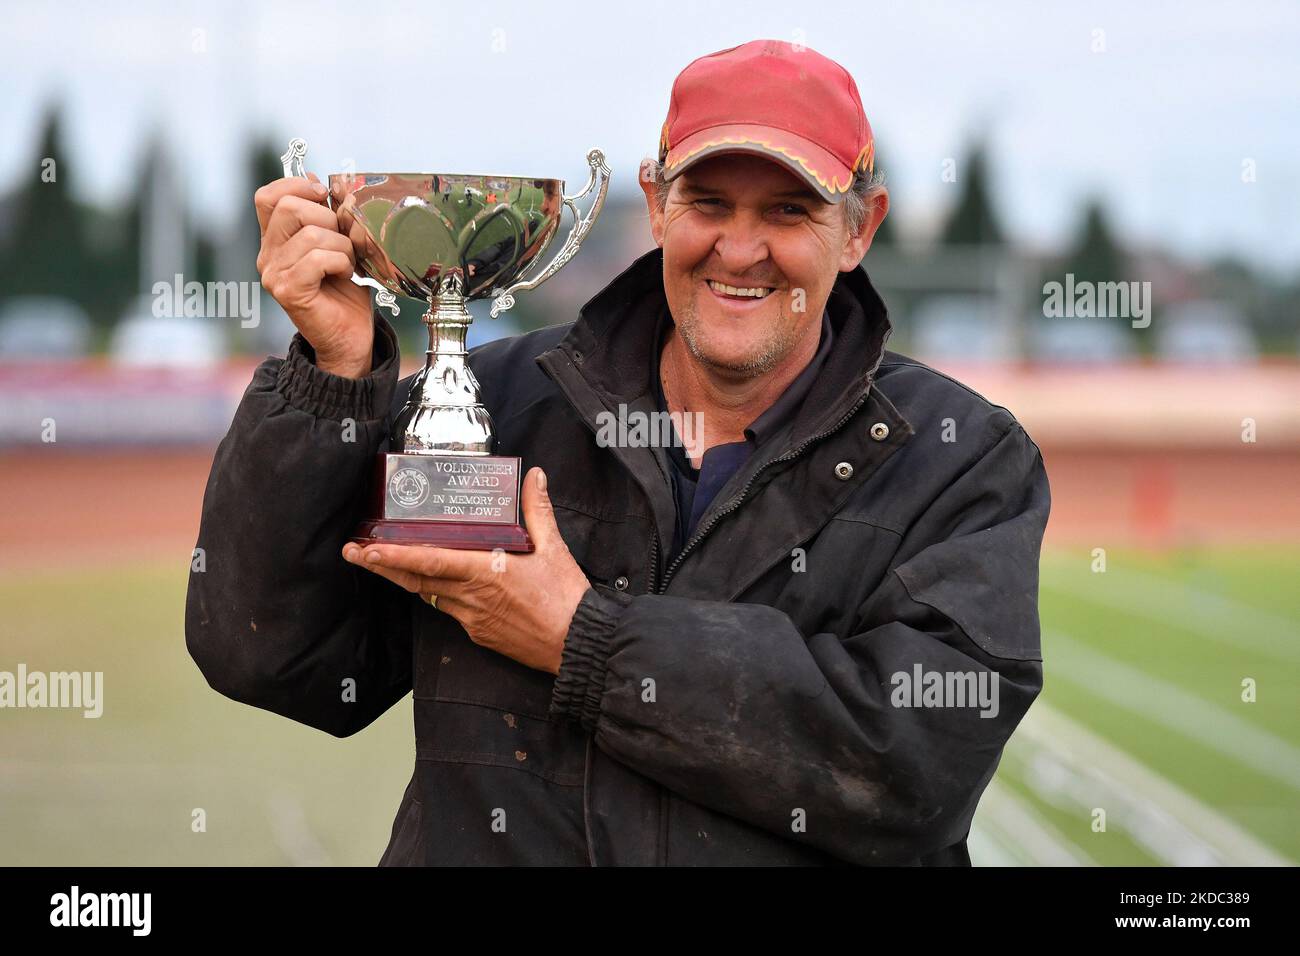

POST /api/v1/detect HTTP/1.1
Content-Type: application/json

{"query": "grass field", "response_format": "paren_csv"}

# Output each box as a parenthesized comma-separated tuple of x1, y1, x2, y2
(0, 561, 413, 866)
(1, 546, 1296, 865)
(972, 547, 1299, 866)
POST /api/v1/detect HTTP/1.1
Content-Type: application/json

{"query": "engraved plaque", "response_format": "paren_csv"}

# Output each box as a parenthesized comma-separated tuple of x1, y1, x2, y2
(382, 455, 521, 525)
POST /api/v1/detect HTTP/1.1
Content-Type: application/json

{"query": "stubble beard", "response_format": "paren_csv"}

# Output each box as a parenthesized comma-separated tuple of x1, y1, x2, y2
(676, 287, 802, 380)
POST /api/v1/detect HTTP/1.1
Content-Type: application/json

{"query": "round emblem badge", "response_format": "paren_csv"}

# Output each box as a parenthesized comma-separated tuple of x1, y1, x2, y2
(389, 468, 430, 509)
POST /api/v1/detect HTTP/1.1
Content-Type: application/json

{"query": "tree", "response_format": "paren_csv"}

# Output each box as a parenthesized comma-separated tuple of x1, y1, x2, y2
(0, 103, 101, 322)
(1062, 200, 1123, 287)
(1038, 197, 1147, 353)
(939, 144, 1003, 246)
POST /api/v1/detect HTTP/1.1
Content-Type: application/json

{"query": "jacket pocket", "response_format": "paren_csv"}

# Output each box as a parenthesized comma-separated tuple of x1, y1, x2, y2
(414, 697, 587, 787)
(551, 502, 643, 592)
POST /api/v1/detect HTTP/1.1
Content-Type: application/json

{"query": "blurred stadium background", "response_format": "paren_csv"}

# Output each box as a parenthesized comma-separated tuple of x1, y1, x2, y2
(1, 1, 1296, 865)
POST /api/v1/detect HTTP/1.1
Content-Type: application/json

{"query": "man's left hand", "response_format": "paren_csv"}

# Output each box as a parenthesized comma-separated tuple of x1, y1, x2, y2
(342, 467, 591, 675)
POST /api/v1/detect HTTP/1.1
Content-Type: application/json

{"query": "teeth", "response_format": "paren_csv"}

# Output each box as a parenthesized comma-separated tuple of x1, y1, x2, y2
(707, 279, 772, 299)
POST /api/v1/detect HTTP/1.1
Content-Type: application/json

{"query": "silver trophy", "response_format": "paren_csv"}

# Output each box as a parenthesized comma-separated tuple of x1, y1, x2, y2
(281, 139, 610, 551)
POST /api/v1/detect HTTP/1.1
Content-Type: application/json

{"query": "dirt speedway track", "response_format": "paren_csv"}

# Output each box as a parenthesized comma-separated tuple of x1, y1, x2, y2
(3, 441, 1296, 572)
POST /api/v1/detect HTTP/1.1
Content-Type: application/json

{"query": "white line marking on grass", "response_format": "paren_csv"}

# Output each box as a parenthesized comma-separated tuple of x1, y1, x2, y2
(1018, 701, 1293, 865)
(1046, 630, 1300, 792)
(1042, 565, 1300, 664)
(967, 822, 1022, 867)
(974, 777, 1095, 866)
(1011, 717, 1217, 865)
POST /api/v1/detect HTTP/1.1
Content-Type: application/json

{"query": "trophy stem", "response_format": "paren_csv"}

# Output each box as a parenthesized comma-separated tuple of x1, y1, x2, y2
(390, 275, 495, 456)
(356, 273, 533, 553)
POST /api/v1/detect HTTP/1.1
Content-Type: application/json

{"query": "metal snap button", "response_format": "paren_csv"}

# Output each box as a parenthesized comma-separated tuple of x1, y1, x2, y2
(834, 462, 854, 480)
(870, 422, 890, 441)
(613, 575, 629, 591)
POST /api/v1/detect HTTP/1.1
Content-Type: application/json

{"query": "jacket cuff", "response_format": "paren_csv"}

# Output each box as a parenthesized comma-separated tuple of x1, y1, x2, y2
(549, 585, 632, 731)
(275, 311, 400, 422)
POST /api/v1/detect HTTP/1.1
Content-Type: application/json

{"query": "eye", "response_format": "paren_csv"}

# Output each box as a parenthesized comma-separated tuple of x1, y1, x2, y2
(693, 197, 724, 209)
(776, 203, 808, 217)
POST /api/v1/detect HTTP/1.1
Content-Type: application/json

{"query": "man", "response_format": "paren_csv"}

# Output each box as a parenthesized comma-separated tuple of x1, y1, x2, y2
(187, 39, 1050, 866)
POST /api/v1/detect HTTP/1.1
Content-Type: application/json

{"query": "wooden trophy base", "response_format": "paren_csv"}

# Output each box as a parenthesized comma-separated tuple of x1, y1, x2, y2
(352, 518, 533, 551)
(350, 453, 534, 553)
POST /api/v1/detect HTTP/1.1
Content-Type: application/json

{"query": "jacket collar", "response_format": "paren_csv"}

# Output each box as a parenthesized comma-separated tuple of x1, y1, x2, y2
(534, 246, 908, 590)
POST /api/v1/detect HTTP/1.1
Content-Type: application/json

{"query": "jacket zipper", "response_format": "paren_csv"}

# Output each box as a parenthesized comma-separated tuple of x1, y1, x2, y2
(654, 389, 874, 594)
(547, 350, 875, 866)
(641, 387, 871, 866)
(647, 533, 660, 594)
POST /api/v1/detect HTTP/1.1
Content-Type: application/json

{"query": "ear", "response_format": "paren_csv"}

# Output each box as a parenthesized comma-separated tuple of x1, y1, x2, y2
(639, 158, 666, 248)
(838, 187, 890, 271)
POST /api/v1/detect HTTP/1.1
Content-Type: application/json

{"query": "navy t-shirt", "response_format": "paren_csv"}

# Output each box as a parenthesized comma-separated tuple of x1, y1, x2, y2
(651, 303, 835, 561)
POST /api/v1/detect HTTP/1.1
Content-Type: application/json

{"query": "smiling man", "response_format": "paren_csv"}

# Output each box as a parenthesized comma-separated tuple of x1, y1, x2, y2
(187, 39, 1051, 866)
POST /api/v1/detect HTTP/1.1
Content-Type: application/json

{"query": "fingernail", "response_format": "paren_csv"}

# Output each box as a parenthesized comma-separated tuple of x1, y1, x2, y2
(312, 182, 328, 196)
(365, 549, 382, 563)
(344, 546, 359, 562)
(536, 468, 547, 492)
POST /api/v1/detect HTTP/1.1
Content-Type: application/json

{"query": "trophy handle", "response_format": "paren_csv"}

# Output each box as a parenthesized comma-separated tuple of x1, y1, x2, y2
(488, 148, 611, 318)
(279, 138, 401, 317)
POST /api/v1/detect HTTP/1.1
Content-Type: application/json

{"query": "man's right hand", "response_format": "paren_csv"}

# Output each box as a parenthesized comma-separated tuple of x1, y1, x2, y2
(255, 174, 375, 379)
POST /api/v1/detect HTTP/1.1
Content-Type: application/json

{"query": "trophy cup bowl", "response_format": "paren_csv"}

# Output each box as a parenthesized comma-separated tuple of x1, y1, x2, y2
(281, 140, 611, 551)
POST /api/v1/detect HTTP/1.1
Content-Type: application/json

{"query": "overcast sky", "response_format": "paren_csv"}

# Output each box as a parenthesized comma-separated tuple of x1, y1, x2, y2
(5, 0, 1298, 273)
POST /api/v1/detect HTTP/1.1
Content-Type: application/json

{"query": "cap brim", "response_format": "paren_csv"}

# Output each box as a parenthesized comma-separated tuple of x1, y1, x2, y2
(662, 123, 855, 204)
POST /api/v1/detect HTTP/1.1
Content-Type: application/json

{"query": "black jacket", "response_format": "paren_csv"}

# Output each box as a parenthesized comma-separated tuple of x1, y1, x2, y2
(186, 247, 1051, 866)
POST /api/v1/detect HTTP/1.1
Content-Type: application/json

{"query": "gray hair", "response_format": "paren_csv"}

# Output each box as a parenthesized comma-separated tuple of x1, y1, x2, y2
(649, 159, 885, 236)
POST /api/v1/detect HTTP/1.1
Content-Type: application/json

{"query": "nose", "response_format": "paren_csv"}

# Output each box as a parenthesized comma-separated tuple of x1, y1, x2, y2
(712, 213, 771, 278)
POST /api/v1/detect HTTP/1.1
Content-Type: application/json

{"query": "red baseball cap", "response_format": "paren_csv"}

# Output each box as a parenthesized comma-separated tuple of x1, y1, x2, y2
(658, 39, 875, 204)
